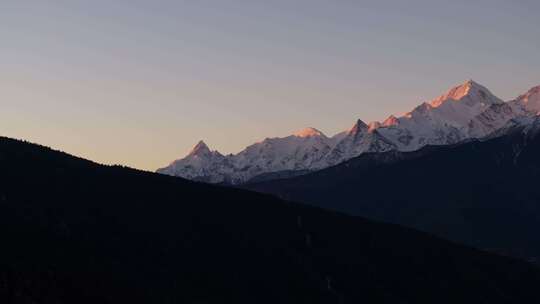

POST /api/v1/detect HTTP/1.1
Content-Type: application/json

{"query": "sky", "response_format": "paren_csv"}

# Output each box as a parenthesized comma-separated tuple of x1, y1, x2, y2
(1, 0, 539, 171)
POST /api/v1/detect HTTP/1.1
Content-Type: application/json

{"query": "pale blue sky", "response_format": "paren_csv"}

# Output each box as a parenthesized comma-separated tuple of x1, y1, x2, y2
(1, 0, 539, 170)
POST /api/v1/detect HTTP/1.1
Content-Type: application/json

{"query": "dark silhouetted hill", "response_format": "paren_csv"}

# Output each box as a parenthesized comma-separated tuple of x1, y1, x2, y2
(1, 137, 539, 303)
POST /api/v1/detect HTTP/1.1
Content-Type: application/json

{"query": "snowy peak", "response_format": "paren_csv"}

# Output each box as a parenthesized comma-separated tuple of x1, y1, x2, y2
(190, 140, 209, 154)
(516, 85, 540, 114)
(349, 119, 369, 135)
(188, 140, 214, 157)
(156, 140, 227, 183)
(293, 127, 326, 138)
(430, 80, 503, 108)
(158, 81, 540, 185)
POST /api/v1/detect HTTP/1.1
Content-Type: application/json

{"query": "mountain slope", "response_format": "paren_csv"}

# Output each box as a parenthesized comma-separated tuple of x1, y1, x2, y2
(245, 117, 540, 262)
(1, 137, 540, 303)
(375, 80, 504, 150)
(158, 81, 539, 184)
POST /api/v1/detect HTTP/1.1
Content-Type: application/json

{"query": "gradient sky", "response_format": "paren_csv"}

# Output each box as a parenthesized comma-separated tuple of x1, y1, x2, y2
(1, 0, 539, 171)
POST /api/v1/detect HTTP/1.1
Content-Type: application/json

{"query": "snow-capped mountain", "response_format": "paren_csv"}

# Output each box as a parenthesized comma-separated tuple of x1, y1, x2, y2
(323, 119, 396, 167)
(156, 140, 231, 183)
(375, 80, 504, 151)
(157, 80, 540, 184)
(512, 85, 540, 114)
(157, 127, 343, 184)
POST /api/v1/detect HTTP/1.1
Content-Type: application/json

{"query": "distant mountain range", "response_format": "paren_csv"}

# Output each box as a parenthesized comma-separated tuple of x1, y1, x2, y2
(2, 136, 540, 303)
(157, 80, 540, 184)
(245, 116, 540, 262)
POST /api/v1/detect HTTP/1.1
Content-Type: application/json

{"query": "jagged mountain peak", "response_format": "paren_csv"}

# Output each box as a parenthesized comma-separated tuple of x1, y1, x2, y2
(464, 79, 482, 88)
(349, 119, 369, 134)
(158, 81, 540, 185)
(516, 85, 540, 114)
(293, 127, 326, 138)
(430, 79, 502, 108)
(188, 140, 212, 156)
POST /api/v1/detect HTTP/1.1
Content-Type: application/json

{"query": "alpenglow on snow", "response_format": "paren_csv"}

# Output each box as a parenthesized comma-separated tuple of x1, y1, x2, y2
(157, 80, 540, 184)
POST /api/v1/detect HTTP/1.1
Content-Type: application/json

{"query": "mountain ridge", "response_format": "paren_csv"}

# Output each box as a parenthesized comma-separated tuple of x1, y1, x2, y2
(158, 80, 540, 184)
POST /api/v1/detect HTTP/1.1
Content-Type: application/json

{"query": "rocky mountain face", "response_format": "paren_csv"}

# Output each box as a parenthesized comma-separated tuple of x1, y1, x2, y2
(158, 80, 540, 184)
